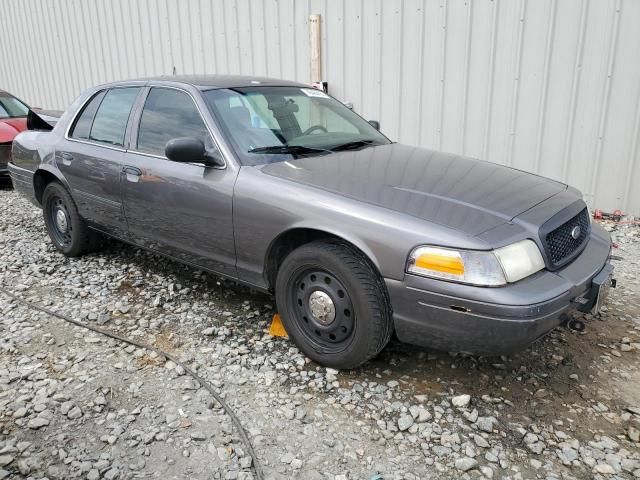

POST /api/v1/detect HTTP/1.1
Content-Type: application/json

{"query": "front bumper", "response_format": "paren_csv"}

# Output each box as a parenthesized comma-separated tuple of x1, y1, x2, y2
(387, 223, 613, 354)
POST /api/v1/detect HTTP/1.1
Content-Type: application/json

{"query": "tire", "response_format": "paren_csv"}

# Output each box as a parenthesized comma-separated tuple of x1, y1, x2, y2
(42, 181, 101, 256)
(275, 241, 393, 369)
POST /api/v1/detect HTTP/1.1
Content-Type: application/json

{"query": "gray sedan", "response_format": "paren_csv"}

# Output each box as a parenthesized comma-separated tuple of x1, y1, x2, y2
(9, 75, 614, 368)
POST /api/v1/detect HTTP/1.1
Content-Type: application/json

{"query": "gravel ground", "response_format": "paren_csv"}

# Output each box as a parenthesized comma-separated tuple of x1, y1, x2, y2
(0, 188, 639, 480)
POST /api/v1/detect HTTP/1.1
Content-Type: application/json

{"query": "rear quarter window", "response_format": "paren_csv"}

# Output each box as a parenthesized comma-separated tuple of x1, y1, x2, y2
(69, 91, 106, 140)
(89, 87, 140, 146)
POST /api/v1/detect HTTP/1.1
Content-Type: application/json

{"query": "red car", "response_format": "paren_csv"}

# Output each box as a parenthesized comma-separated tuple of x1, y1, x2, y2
(0, 90, 30, 182)
(0, 90, 61, 184)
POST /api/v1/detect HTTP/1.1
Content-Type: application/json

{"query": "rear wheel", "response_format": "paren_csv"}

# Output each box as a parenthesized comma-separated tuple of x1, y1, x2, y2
(42, 181, 101, 256)
(275, 241, 392, 369)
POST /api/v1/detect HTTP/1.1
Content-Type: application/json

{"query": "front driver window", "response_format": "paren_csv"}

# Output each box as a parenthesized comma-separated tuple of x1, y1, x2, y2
(137, 88, 216, 157)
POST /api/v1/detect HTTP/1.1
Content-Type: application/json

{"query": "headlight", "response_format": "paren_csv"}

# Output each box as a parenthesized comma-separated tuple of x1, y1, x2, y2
(492, 240, 546, 283)
(407, 240, 544, 286)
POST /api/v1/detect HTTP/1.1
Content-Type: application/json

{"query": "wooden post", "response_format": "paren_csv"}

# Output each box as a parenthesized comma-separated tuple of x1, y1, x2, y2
(309, 14, 322, 84)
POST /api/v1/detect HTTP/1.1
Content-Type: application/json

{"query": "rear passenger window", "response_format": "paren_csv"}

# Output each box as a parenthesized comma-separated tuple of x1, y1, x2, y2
(69, 91, 105, 140)
(89, 87, 140, 146)
(137, 88, 212, 156)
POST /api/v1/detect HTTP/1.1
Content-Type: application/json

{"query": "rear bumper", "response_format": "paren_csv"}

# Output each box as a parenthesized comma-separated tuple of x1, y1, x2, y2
(8, 162, 38, 204)
(387, 223, 613, 354)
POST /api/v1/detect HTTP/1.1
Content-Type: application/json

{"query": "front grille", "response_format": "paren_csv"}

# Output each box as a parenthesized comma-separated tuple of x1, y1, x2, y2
(545, 207, 590, 266)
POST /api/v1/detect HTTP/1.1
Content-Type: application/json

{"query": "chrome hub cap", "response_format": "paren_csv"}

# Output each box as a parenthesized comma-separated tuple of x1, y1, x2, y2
(308, 290, 336, 325)
(55, 209, 68, 233)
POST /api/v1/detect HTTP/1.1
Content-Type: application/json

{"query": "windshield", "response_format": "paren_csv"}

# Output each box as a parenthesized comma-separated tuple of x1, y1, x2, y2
(0, 94, 29, 119)
(202, 86, 389, 165)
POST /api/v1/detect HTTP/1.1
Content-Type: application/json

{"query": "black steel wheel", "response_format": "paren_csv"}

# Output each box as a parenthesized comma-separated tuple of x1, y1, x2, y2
(276, 241, 393, 369)
(42, 181, 101, 257)
(46, 195, 73, 248)
(291, 268, 356, 352)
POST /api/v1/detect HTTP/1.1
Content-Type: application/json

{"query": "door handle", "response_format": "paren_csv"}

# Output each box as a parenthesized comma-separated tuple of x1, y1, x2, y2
(122, 166, 142, 183)
(60, 152, 74, 166)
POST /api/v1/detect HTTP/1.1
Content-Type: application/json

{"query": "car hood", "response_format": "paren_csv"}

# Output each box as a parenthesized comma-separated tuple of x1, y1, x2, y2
(260, 143, 567, 236)
(0, 118, 26, 143)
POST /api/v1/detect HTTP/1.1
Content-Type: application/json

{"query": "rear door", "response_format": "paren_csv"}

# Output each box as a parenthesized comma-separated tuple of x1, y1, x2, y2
(57, 87, 141, 237)
(120, 86, 237, 276)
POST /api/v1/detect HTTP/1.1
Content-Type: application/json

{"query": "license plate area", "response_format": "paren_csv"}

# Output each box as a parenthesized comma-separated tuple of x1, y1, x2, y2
(575, 263, 615, 314)
(591, 264, 615, 314)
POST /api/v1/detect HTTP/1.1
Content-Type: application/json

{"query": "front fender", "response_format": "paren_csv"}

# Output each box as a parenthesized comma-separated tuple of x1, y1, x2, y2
(266, 222, 383, 276)
(233, 167, 488, 289)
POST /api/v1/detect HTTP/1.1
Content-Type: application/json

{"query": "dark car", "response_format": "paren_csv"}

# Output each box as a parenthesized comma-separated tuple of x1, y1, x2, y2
(8, 75, 614, 368)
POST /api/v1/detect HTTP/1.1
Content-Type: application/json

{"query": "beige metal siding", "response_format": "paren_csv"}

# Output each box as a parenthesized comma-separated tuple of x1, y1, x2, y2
(1, 0, 638, 214)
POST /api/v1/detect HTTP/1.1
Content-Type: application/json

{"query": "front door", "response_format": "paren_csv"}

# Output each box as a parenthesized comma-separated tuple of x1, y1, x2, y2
(56, 87, 141, 237)
(120, 86, 237, 276)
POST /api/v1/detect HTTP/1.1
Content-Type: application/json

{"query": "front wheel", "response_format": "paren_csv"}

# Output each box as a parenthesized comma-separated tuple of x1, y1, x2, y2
(275, 241, 393, 369)
(42, 181, 101, 256)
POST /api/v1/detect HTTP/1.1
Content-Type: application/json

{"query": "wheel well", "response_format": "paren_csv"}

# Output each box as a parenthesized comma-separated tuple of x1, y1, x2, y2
(33, 170, 59, 205)
(264, 228, 381, 291)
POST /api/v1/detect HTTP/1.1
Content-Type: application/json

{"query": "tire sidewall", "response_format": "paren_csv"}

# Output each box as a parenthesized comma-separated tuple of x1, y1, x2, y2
(42, 182, 86, 256)
(276, 243, 387, 369)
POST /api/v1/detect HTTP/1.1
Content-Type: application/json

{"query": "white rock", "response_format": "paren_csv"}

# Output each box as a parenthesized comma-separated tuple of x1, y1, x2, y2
(451, 394, 471, 408)
(67, 406, 83, 419)
(527, 442, 545, 455)
(398, 414, 414, 431)
(455, 457, 478, 471)
(480, 466, 494, 479)
(26, 417, 49, 429)
(13, 407, 28, 418)
(476, 416, 497, 433)
(473, 434, 490, 448)
(594, 464, 616, 474)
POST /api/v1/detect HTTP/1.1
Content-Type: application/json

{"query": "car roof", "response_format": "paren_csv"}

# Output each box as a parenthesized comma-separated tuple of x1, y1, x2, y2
(103, 75, 310, 90)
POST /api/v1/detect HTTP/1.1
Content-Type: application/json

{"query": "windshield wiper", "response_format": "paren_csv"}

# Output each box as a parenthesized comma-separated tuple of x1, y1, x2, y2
(248, 145, 332, 155)
(329, 139, 378, 152)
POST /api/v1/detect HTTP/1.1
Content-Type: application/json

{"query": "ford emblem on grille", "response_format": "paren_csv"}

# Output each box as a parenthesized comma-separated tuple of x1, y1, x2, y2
(571, 225, 581, 239)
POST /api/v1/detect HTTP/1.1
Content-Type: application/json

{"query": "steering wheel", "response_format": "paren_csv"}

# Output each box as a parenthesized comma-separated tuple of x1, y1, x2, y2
(303, 125, 328, 135)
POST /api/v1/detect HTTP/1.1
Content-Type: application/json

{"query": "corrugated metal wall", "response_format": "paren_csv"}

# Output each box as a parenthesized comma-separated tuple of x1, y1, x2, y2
(1, 0, 639, 214)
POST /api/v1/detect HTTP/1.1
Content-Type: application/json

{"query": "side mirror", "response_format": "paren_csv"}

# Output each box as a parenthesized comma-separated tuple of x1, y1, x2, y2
(368, 120, 380, 130)
(165, 137, 224, 167)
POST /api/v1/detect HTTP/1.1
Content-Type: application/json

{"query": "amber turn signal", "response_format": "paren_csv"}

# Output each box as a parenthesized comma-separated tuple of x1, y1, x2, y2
(415, 252, 465, 275)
